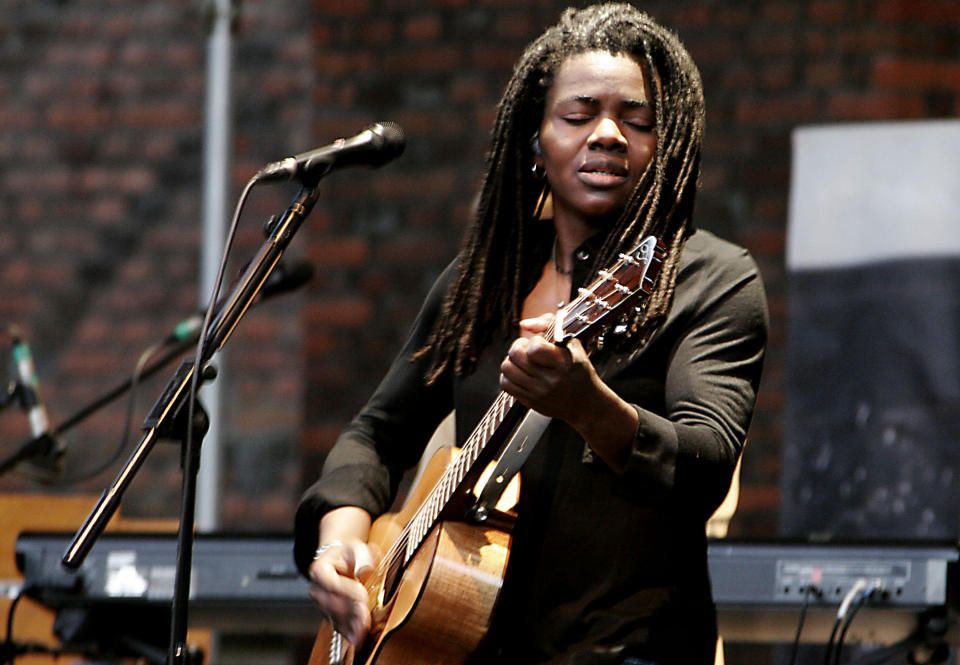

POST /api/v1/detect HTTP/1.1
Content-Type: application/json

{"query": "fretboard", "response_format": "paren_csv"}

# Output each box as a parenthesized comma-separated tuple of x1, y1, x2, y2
(401, 390, 519, 562)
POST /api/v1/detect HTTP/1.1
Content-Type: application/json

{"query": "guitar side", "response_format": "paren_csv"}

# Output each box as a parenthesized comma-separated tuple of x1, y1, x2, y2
(308, 447, 513, 665)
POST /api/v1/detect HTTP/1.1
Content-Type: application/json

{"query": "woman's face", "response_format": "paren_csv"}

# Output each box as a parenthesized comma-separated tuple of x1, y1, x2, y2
(537, 50, 657, 228)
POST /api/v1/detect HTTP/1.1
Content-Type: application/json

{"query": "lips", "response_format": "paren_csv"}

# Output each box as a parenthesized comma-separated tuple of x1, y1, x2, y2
(578, 158, 629, 186)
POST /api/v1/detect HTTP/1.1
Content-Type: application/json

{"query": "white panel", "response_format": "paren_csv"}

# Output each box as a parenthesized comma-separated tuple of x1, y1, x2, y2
(787, 120, 960, 270)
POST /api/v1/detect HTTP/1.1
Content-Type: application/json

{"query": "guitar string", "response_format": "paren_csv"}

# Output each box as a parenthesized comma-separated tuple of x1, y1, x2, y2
(365, 239, 661, 593)
(370, 249, 647, 583)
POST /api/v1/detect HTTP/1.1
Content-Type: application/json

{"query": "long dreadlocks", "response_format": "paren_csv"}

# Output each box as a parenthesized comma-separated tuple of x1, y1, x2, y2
(419, 3, 705, 383)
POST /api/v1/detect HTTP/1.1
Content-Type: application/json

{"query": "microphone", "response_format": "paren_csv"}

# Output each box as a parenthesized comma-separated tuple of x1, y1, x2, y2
(8, 331, 64, 478)
(166, 258, 315, 344)
(255, 122, 405, 183)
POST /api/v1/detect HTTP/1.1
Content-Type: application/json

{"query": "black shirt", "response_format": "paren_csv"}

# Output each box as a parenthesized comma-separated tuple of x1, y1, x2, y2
(295, 228, 768, 665)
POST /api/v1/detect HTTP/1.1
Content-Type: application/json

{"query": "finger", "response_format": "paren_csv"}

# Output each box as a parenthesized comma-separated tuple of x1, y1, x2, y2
(519, 312, 555, 335)
(501, 344, 540, 391)
(505, 338, 534, 374)
(310, 587, 370, 647)
(565, 337, 588, 359)
(309, 554, 369, 607)
(308, 567, 371, 645)
(353, 543, 376, 582)
(499, 363, 534, 397)
(524, 334, 570, 368)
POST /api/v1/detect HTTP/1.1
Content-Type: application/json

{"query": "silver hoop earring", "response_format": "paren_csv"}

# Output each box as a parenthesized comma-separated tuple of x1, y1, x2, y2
(532, 162, 545, 179)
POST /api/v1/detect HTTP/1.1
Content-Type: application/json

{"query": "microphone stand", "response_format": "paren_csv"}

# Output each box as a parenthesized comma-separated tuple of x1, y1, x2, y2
(62, 181, 322, 665)
(0, 339, 195, 478)
(0, 256, 312, 480)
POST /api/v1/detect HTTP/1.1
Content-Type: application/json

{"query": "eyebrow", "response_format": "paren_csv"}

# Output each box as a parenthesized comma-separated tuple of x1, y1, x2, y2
(563, 95, 651, 109)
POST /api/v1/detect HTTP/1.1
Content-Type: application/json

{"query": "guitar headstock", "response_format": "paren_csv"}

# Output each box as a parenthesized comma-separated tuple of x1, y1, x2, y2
(555, 236, 666, 346)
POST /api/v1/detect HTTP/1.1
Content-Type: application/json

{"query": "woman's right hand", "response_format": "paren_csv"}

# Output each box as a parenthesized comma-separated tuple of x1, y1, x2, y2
(308, 539, 378, 647)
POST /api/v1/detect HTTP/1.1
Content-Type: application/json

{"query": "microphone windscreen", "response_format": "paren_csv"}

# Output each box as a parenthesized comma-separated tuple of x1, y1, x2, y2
(372, 122, 406, 166)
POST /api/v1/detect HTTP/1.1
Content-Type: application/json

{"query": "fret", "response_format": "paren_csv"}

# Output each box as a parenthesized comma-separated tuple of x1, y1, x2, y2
(394, 236, 665, 566)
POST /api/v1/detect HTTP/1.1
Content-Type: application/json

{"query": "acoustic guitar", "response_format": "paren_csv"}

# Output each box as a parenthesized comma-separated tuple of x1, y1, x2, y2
(309, 235, 667, 665)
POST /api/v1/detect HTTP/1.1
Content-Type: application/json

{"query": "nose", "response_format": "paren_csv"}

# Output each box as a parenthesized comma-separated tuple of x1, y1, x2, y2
(588, 117, 627, 151)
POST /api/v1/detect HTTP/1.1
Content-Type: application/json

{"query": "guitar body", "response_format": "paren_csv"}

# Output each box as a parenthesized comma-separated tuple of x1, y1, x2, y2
(308, 447, 514, 665)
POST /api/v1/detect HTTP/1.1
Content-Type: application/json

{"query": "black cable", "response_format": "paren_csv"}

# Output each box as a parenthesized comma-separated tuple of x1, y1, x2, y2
(3, 588, 23, 665)
(789, 584, 821, 665)
(824, 579, 871, 665)
(833, 580, 883, 665)
(823, 614, 844, 665)
(54, 341, 162, 484)
(0, 587, 53, 665)
(833, 589, 871, 665)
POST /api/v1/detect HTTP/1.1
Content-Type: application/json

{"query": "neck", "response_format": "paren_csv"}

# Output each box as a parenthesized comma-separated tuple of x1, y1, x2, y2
(552, 217, 601, 275)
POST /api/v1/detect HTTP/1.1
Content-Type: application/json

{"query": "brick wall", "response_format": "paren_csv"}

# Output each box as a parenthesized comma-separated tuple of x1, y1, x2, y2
(300, 0, 960, 544)
(2, 0, 958, 555)
(0, 0, 316, 526)
(2, 2, 958, 664)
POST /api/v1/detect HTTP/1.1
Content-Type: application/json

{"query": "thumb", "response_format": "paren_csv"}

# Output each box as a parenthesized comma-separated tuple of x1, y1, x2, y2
(353, 542, 377, 583)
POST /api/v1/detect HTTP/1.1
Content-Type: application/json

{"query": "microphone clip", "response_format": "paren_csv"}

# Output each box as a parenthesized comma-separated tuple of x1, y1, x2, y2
(2, 376, 35, 411)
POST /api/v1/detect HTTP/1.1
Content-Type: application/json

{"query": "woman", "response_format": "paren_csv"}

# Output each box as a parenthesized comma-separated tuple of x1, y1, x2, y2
(294, 4, 768, 664)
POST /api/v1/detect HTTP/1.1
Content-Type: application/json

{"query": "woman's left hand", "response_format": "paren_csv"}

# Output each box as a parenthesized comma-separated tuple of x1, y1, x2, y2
(499, 312, 639, 471)
(499, 313, 600, 424)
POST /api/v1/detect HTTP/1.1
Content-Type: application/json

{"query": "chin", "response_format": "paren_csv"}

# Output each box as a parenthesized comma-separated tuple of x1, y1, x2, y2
(582, 202, 627, 226)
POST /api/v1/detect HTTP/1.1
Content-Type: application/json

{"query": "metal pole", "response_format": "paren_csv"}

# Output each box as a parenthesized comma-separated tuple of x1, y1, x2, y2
(198, 0, 234, 533)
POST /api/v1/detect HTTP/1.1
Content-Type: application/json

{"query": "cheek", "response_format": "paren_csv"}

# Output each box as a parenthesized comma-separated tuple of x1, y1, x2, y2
(634, 135, 657, 163)
(541, 147, 577, 186)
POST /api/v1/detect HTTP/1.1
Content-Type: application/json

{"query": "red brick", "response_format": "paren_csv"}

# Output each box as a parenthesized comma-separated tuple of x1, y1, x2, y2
(118, 103, 199, 127)
(808, 0, 845, 23)
(470, 44, 520, 71)
(874, 57, 960, 91)
(735, 95, 819, 125)
(687, 37, 735, 62)
(762, 2, 802, 24)
(804, 61, 843, 88)
(309, 236, 370, 267)
(670, 5, 711, 28)
(316, 51, 378, 76)
(828, 91, 926, 119)
(492, 12, 536, 39)
(737, 485, 781, 512)
(316, 0, 372, 16)
(760, 61, 796, 89)
(306, 297, 374, 328)
(44, 105, 112, 129)
(743, 229, 786, 257)
(717, 6, 753, 30)
(877, 0, 960, 23)
(404, 13, 443, 41)
(747, 31, 798, 56)
(835, 27, 901, 51)
(802, 31, 831, 55)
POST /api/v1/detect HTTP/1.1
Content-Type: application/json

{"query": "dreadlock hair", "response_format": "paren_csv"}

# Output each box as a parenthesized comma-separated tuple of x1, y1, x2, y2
(419, 2, 705, 383)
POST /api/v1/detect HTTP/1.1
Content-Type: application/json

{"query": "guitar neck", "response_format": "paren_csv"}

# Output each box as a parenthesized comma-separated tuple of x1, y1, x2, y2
(400, 391, 526, 564)
(393, 236, 667, 565)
